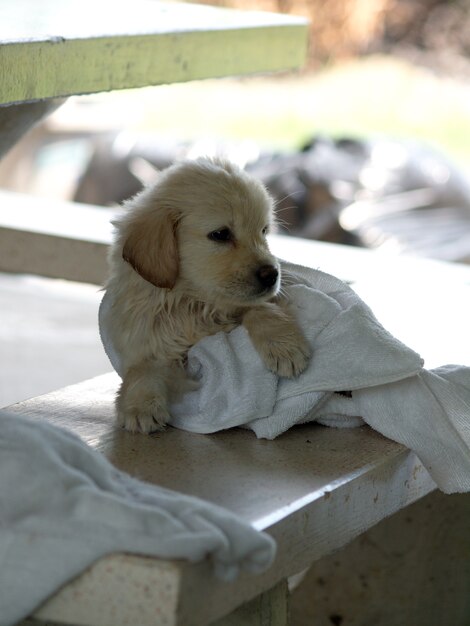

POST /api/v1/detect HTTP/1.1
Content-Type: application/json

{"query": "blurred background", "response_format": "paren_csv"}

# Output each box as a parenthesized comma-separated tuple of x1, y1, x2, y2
(4, 0, 470, 259)
(3, 0, 470, 406)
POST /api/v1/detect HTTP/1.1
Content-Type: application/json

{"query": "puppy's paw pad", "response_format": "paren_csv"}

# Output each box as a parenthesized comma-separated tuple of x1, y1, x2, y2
(262, 341, 310, 378)
(117, 401, 171, 434)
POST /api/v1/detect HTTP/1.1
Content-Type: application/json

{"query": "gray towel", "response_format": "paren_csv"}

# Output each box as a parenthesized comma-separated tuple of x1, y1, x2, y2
(0, 412, 275, 626)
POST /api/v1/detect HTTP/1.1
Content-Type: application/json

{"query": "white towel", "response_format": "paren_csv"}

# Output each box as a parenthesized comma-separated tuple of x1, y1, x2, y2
(100, 261, 470, 493)
(0, 411, 275, 626)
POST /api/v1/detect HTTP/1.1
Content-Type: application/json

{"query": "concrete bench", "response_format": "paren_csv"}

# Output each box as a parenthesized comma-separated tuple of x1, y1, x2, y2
(7, 374, 436, 626)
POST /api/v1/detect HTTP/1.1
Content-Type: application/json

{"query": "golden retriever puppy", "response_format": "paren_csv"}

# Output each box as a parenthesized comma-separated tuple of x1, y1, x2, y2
(106, 157, 310, 433)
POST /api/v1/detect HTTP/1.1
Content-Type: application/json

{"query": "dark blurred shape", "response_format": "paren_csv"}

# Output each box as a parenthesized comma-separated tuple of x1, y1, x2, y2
(74, 133, 187, 205)
(383, 0, 470, 54)
(382, 0, 470, 77)
(74, 132, 470, 263)
(246, 136, 367, 245)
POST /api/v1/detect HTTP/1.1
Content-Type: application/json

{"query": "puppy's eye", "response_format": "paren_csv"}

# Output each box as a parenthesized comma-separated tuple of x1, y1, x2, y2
(262, 226, 269, 236)
(208, 228, 233, 243)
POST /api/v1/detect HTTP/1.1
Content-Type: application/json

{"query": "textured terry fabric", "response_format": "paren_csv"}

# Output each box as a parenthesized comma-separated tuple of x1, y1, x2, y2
(100, 261, 470, 494)
(0, 412, 275, 626)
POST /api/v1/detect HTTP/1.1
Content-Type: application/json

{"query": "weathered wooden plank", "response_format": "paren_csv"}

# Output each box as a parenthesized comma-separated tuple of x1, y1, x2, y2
(7, 374, 436, 625)
(0, 191, 116, 284)
(0, 0, 308, 106)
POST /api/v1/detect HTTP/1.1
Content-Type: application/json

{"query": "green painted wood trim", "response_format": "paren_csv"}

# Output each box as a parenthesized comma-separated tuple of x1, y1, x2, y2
(0, 25, 308, 105)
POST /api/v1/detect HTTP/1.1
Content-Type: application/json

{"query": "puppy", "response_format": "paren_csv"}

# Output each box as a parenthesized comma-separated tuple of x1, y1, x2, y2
(106, 157, 310, 433)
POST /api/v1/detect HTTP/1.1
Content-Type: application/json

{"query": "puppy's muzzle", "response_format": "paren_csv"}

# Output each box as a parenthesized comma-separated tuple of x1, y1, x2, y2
(256, 264, 279, 290)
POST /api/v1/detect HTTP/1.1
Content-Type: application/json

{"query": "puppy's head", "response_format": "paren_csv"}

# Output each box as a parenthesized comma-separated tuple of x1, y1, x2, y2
(117, 158, 280, 305)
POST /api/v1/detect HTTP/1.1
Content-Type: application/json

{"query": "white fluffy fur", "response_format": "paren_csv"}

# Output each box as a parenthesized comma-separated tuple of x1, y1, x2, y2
(106, 158, 310, 433)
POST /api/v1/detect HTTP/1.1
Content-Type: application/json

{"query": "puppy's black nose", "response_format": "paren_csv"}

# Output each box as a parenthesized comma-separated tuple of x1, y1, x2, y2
(256, 264, 279, 289)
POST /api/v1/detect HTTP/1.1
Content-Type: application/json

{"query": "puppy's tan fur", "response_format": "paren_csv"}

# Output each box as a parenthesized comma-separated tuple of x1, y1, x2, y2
(106, 158, 310, 433)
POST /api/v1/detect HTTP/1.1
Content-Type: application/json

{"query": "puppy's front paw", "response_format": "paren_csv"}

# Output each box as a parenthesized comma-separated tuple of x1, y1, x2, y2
(116, 365, 171, 434)
(243, 303, 311, 379)
(259, 335, 310, 378)
(116, 396, 170, 434)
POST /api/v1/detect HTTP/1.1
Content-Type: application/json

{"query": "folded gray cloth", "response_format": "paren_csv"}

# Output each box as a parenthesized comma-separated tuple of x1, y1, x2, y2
(100, 261, 470, 493)
(0, 411, 275, 626)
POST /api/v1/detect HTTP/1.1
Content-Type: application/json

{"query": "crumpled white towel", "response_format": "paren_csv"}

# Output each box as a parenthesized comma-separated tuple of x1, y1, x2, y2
(100, 261, 470, 494)
(0, 411, 275, 626)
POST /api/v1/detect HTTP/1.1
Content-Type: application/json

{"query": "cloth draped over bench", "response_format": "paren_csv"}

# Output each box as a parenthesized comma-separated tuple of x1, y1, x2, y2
(101, 261, 470, 494)
(0, 412, 275, 626)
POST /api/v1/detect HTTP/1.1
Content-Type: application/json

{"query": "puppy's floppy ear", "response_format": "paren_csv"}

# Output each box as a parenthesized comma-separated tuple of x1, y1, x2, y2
(122, 205, 179, 289)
